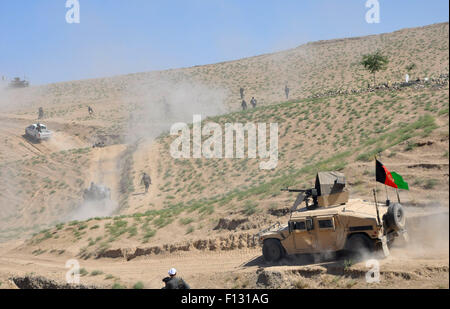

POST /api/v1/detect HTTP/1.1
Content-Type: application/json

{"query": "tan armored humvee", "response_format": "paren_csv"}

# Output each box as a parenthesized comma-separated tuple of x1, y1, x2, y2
(258, 172, 408, 262)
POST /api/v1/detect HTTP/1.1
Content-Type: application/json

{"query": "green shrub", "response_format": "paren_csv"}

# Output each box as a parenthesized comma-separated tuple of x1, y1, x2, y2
(112, 282, 126, 289)
(179, 218, 194, 225)
(424, 179, 438, 189)
(79, 268, 88, 276)
(243, 201, 257, 215)
(90, 270, 104, 276)
(143, 229, 156, 241)
(133, 282, 144, 289)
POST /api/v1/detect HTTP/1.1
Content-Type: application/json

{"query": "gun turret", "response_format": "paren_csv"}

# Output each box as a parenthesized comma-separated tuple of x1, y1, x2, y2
(282, 171, 347, 211)
(282, 187, 319, 211)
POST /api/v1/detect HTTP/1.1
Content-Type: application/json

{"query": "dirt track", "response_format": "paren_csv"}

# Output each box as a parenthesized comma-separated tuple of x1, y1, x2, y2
(0, 238, 448, 289)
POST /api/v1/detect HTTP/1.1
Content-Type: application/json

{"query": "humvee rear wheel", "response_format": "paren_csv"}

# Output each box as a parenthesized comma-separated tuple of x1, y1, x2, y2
(346, 234, 372, 256)
(263, 239, 284, 262)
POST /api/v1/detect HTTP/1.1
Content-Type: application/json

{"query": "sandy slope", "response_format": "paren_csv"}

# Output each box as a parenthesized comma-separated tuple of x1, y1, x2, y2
(0, 240, 447, 289)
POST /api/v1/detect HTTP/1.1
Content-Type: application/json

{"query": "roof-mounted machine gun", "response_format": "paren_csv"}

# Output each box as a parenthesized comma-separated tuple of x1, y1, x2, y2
(282, 172, 347, 213)
(281, 188, 319, 211)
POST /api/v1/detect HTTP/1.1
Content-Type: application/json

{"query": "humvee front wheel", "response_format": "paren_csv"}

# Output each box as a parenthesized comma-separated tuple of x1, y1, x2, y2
(262, 239, 284, 262)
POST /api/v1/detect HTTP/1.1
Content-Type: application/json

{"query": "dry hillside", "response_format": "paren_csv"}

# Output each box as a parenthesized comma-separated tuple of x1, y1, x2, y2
(1, 22, 448, 112)
(0, 22, 448, 289)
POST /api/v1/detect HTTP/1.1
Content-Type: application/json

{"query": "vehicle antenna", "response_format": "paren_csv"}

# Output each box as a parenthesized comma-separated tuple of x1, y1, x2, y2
(373, 189, 381, 226)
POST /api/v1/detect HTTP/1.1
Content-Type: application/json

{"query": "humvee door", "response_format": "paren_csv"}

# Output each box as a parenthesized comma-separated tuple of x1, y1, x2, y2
(290, 219, 314, 252)
(314, 216, 339, 251)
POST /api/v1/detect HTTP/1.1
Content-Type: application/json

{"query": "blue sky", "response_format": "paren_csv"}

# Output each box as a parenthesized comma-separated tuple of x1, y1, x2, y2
(0, 0, 448, 85)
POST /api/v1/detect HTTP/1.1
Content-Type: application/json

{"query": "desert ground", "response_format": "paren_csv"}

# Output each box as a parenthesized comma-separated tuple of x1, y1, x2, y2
(0, 22, 448, 289)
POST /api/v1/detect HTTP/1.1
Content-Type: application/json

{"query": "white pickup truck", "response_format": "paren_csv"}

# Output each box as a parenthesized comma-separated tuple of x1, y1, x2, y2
(25, 123, 52, 141)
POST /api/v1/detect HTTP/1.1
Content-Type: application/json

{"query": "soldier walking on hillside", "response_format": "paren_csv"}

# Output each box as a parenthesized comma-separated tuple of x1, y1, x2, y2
(88, 106, 94, 115)
(241, 99, 247, 111)
(285, 85, 290, 100)
(141, 172, 152, 194)
(38, 107, 44, 120)
(162, 268, 190, 289)
(162, 97, 171, 115)
(250, 97, 257, 108)
(240, 87, 245, 99)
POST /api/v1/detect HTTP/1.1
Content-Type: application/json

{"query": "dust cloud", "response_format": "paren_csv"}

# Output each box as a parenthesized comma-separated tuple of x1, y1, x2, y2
(0, 84, 45, 113)
(0, 83, 11, 111)
(392, 204, 449, 258)
(122, 75, 229, 144)
(68, 199, 118, 222)
(406, 206, 449, 250)
(68, 75, 230, 222)
(0, 87, 25, 235)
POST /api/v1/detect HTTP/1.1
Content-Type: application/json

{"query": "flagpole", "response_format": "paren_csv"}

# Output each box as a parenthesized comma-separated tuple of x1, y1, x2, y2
(384, 184, 390, 206)
(374, 156, 378, 206)
(379, 153, 390, 206)
(396, 188, 401, 203)
(373, 157, 381, 226)
(373, 189, 381, 226)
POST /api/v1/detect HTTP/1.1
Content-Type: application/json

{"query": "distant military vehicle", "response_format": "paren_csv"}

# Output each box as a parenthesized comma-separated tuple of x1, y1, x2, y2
(258, 172, 407, 262)
(92, 141, 106, 148)
(25, 123, 52, 141)
(83, 182, 111, 202)
(9, 77, 29, 88)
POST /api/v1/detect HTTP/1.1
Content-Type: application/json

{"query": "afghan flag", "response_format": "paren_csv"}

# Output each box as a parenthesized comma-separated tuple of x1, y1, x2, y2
(376, 160, 409, 190)
(391, 172, 409, 190)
